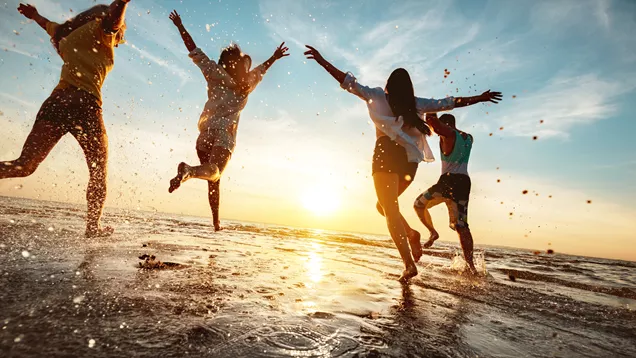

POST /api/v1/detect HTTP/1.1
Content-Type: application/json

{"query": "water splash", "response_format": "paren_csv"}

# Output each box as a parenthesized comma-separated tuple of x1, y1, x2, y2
(449, 250, 488, 275)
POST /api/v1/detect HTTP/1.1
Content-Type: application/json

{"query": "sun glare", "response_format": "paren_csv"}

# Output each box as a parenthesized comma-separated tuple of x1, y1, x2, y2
(302, 187, 340, 215)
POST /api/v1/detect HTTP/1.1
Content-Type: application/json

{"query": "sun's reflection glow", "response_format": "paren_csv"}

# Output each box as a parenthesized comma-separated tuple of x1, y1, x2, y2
(306, 242, 323, 284)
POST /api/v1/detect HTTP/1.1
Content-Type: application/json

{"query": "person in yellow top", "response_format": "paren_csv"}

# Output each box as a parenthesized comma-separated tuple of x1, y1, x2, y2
(0, 1, 131, 238)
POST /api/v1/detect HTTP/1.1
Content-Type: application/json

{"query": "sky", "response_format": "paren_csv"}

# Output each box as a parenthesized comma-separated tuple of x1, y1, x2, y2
(1, 0, 635, 261)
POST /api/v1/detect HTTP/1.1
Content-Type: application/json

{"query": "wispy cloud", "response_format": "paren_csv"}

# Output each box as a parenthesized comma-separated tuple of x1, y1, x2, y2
(0, 41, 38, 59)
(0, 92, 37, 108)
(127, 43, 191, 85)
(259, 0, 517, 89)
(491, 74, 634, 138)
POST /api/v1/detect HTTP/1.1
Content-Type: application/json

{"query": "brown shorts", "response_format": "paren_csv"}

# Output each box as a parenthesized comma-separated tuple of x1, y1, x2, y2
(196, 130, 232, 172)
(35, 87, 104, 138)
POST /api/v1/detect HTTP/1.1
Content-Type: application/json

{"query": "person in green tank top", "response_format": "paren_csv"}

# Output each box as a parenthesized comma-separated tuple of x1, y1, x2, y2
(414, 113, 478, 274)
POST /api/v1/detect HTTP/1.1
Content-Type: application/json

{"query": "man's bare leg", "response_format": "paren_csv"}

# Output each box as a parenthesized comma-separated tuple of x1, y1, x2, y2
(457, 227, 477, 274)
(414, 196, 442, 248)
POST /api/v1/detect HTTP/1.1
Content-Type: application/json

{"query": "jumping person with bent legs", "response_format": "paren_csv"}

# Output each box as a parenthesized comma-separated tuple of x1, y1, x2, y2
(414, 113, 498, 274)
(1, 1, 130, 237)
(167, 10, 288, 231)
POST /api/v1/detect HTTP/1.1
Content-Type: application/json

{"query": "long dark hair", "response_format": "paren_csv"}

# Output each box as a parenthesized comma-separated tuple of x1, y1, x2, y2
(386, 68, 431, 136)
(51, 5, 113, 54)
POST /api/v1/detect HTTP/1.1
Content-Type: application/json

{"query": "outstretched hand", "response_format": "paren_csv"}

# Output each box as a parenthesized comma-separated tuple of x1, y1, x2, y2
(481, 90, 503, 104)
(169, 10, 182, 27)
(273, 42, 289, 60)
(17, 3, 38, 19)
(304, 45, 325, 63)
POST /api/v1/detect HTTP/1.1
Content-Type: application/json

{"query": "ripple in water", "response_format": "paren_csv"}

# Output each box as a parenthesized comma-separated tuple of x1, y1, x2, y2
(209, 324, 359, 357)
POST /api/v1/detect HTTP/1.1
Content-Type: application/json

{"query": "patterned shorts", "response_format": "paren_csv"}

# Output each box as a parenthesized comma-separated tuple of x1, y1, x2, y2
(414, 173, 471, 230)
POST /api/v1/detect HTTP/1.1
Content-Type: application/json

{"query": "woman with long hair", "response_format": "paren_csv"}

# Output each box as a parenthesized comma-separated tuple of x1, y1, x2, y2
(167, 10, 289, 231)
(304, 45, 501, 282)
(1, 1, 131, 237)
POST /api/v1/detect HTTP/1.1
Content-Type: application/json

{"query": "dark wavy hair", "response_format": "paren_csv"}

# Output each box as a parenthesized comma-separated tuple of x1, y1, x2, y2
(51, 5, 125, 54)
(386, 68, 431, 136)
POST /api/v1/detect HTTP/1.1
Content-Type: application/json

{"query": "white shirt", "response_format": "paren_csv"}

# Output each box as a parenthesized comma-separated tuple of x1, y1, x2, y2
(341, 72, 456, 163)
(189, 48, 267, 151)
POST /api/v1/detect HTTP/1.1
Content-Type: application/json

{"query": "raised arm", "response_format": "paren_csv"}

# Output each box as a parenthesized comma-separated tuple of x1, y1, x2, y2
(304, 45, 346, 84)
(454, 90, 502, 107)
(169, 10, 196, 52)
(242, 42, 289, 92)
(257, 42, 289, 72)
(103, 0, 131, 33)
(305, 45, 382, 102)
(425, 113, 455, 138)
(17, 4, 50, 31)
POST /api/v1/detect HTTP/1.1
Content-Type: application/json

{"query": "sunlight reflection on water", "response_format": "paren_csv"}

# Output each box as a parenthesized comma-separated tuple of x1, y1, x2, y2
(306, 242, 323, 284)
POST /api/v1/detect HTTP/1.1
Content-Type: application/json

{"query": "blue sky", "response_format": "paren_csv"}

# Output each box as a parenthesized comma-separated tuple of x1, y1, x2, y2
(1, 0, 635, 260)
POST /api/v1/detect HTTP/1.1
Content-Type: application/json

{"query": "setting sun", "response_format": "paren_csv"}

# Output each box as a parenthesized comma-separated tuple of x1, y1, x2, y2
(302, 187, 341, 215)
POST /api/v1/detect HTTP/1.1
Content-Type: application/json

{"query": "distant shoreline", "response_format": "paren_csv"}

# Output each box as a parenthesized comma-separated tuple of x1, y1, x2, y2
(1, 194, 634, 264)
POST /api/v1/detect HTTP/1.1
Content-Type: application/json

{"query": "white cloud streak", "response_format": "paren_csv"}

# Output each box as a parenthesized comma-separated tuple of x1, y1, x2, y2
(127, 43, 191, 85)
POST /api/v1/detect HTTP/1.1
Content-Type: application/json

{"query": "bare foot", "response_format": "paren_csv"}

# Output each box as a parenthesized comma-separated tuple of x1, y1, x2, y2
(407, 230, 422, 262)
(85, 226, 114, 238)
(169, 162, 190, 193)
(214, 224, 223, 232)
(422, 231, 439, 248)
(398, 265, 418, 283)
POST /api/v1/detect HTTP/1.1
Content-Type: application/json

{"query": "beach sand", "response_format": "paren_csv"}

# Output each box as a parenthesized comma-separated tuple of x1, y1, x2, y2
(1, 196, 635, 357)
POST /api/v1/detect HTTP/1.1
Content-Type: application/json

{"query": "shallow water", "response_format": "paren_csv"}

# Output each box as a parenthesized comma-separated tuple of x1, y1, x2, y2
(0, 196, 635, 357)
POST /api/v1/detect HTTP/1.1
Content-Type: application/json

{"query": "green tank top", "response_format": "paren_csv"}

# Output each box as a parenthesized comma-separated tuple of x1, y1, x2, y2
(441, 130, 472, 175)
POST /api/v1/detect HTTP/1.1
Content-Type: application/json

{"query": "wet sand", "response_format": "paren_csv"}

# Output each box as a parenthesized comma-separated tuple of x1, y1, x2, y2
(1, 196, 635, 357)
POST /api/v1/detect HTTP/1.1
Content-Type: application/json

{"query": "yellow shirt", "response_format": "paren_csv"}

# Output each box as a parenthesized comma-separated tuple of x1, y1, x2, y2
(46, 19, 118, 106)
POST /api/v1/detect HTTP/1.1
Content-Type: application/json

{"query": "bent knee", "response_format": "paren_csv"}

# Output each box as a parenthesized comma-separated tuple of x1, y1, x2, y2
(9, 160, 39, 177)
(454, 223, 470, 233)
(376, 201, 384, 215)
(414, 192, 430, 209)
(379, 201, 400, 216)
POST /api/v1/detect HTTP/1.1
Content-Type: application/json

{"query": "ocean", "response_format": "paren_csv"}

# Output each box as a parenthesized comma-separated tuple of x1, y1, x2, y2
(0, 196, 634, 357)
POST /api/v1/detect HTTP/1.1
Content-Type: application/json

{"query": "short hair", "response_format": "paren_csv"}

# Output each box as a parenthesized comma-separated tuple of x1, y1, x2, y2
(218, 43, 251, 70)
(439, 113, 456, 127)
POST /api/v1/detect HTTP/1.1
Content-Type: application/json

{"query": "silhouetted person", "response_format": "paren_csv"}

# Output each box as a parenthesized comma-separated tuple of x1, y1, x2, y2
(414, 113, 492, 274)
(1, 1, 131, 237)
(167, 10, 289, 231)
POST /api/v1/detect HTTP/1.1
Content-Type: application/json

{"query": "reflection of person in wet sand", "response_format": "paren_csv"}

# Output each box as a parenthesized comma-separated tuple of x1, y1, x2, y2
(415, 113, 500, 274)
(167, 10, 289, 231)
(304, 45, 501, 282)
(0, 1, 131, 238)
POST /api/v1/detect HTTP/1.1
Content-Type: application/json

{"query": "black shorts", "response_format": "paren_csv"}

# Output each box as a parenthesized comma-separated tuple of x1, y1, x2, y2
(372, 136, 418, 181)
(414, 173, 471, 229)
